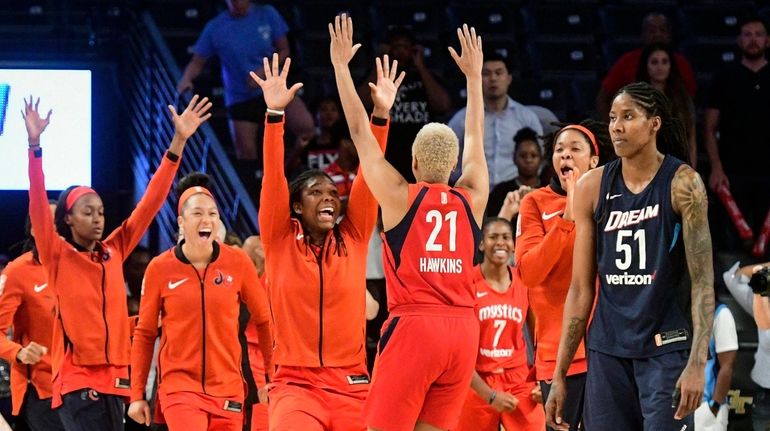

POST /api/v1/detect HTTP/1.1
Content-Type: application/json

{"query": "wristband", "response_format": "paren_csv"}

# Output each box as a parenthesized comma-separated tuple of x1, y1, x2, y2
(266, 108, 285, 116)
(488, 391, 497, 405)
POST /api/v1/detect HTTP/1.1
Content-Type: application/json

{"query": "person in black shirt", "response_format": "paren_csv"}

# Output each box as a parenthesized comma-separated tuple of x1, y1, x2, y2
(704, 16, 770, 253)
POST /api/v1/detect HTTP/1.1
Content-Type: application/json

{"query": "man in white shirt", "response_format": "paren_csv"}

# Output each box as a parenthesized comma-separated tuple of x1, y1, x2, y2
(448, 53, 543, 188)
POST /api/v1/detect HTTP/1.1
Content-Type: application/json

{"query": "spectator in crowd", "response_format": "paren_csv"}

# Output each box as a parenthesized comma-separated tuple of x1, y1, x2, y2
(636, 43, 697, 166)
(176, 0, 314, 193)
(486, 127, 543, 218)
(123, 246, 151, 316)
(596, 12, 696, 118)
(705, 17, 770, 253)
(724, 261, 770, 431)
(323, 120, 358, 212)
(289, 96, 344, 175)
(449, 53, 543, 188)
(694, 303, 738, 431)
(358, 26, 452, 182)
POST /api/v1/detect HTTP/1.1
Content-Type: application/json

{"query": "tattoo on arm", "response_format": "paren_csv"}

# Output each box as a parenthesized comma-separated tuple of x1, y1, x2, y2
(672, 167, 715, 367)
(557, 317, 587, 377)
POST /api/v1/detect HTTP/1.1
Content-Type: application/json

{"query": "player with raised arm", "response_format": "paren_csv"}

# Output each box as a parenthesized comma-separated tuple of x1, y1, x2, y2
(544, 82, 714, 431)
(23, 95, 211, 431)
(251, 51, 395, 429)
(330, 14, 488, 431)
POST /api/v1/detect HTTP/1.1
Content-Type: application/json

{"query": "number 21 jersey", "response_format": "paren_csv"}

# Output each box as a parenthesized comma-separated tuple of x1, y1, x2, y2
(591, 156, 691, 358)
(382, 183, 482, 311)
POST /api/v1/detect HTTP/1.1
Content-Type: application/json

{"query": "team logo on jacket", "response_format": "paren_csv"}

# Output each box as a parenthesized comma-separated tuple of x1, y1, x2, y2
(0, 274, 6, 296)
(214, 271, 233, 287)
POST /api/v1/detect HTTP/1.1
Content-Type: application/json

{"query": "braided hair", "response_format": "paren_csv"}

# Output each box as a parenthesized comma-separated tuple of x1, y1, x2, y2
(289, 170, 347, 256)
(613, 82, 690, 164)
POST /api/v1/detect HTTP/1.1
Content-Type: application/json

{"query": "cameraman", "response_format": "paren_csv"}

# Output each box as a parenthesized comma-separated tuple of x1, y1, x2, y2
(724, 261, 770, 430)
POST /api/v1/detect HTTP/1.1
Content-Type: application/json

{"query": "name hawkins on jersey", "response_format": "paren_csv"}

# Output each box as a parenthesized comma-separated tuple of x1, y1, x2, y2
(419, 257, 463, 274)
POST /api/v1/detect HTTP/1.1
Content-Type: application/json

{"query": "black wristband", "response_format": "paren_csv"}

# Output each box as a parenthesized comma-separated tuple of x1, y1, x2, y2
(31, 147, 42, 157)
(371, 116, 388, 126)
(267, 113, 284, 124)
(165, 151, 180, 162)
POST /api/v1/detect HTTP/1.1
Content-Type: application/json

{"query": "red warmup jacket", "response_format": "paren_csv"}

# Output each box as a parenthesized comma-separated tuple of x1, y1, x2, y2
(28, 148, 180, 403)
(131, 241, 273, 403)
(0, 252, 56, 414)
(259, 116, 388, 368)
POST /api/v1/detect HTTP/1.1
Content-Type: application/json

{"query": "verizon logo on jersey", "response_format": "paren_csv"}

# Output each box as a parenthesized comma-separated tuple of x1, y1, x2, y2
(419, 257, 463, 274)
(605, 271, 656, 286)
(604, 204, 659, 232)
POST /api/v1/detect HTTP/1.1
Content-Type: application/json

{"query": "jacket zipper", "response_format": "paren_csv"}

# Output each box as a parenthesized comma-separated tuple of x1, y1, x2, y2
(317, 251, 325, 367)
(192, 265, 210, 394)
(99, 261, 110, 363)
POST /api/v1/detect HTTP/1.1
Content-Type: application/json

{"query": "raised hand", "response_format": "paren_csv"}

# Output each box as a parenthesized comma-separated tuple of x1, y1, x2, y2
(448, 24, 483, 78)
(168, 94, 212, 140)
(368, 55, 405, 114)
(21, 96, 52, 143)
(329, 13, 361, 68)
(250, 53, 303, 111)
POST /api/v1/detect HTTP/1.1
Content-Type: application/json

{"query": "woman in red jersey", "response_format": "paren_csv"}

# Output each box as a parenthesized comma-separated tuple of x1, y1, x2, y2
(22, 95, 211, 431)
(250, 52, 396, 430)
(0, 203, 65, 431)
(515, 122, 609, 431)
(128, 173, 273, 431)
(456, 217, 545, 431)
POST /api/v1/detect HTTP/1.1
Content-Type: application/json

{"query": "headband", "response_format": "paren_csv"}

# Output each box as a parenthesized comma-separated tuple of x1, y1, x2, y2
(178, 186, 216, 214)
(65, 186, 98, 211)
(555, 124, 600, 157)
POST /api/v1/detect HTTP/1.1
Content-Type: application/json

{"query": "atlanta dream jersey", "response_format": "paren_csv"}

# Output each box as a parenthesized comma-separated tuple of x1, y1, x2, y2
(590, 156, 692, 357)
(382, 183, 482, 310)
(473, 266, 529, 373)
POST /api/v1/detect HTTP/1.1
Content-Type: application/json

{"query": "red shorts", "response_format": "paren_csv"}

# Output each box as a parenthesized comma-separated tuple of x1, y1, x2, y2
(160, 392, 242, 431)
(455, 367, 545, 431)
(268, 364, 369, 431)
(364, 309, 479, 431)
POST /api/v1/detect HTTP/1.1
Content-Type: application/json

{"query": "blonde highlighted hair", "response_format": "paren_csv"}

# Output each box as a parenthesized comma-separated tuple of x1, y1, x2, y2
(411, 123, 459, 183)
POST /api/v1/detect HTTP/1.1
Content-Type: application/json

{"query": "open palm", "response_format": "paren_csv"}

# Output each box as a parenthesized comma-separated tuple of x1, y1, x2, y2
(448, 24, 483, 77)
(368, 55, 405, 112)
(169, 94, 212, 140)
(21, 97, 52, 141)
(250, 53, 303, 111)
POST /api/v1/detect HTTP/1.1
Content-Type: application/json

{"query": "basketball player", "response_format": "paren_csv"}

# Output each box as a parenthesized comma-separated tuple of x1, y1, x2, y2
(250, 51, 396, 430)
(516, 124, 603, 431)
(545, 82, 714, 430)
(330, 15, 487, 430)
(456, 217, 545, 431)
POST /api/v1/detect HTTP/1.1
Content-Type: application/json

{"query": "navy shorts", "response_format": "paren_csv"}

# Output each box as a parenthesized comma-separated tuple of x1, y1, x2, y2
(584, 349, 693, 431)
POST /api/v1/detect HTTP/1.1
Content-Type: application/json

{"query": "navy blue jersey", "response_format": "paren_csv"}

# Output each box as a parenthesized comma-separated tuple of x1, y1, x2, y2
(589, 155, 692, 358)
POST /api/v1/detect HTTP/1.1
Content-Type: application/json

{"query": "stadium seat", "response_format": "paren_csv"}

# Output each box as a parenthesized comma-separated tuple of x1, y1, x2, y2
(527, 37, 599, 77)
(510, 79, 568, 121)
(370, 0, 446, 40)
(0, 0, 54, 26)
(295, 0, 369, 38)
(296, 35, 369, 79)
(599, 5, 676, 40)
(569, 77, 600, 121)
(601, 38, 642, 71)
(521, 5, 596, 39)
(447, 4, 518, 38)
(147, 0, 211, 33)
(678, 5, 752, 40)
(679, 40, 740, 79)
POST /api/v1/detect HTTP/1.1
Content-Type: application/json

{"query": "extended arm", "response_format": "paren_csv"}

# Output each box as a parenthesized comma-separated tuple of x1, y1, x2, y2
(251, 54, 304, 245)
(330, 14, 408, 227)
(671, 165, 714, 420)
(450, 25, 488, 224)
